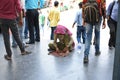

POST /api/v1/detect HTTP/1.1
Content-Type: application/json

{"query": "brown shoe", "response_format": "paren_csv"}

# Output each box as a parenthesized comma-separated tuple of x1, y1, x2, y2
(4, 55, 11, 60)
(24, 44, 29, 48)
(21, 51, 31, 55)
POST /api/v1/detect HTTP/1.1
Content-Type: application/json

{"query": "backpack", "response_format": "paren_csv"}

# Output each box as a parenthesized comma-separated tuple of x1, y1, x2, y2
(83, 0, 100, 25)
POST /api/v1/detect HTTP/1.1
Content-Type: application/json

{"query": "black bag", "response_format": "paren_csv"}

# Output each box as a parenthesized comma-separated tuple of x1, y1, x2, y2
(83, 0, 100, 25)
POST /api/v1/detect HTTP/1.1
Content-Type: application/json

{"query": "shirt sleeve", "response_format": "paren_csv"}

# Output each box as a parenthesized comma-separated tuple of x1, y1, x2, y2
(74, 11, 79, 23)
(106, 2, 114, 16)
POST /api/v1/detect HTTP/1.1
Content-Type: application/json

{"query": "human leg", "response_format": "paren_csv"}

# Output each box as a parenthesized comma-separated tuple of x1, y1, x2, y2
(24, 17, 28, 39)
(77, 26, 81, 43)
(94, 17, 102, 55)
(12, 35, 17, 47)
(107, 18, 116, 48)
(50, 27, 56, 40)
(26, 10, 35, 44)
(0, 19, 12, 58)
(34, 10, 40, 41)
(81, 25, 86, 44)
(84, 23, 93, 63)
(10, 20, 25, 52)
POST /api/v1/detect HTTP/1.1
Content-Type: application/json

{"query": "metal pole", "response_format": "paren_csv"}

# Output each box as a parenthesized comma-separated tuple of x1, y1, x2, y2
(113, 0, 120, 80)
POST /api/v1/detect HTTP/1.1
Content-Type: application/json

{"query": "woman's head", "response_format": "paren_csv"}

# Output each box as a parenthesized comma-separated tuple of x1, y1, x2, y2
(54, 25, 72, 36)
(54, 25, 67, 35)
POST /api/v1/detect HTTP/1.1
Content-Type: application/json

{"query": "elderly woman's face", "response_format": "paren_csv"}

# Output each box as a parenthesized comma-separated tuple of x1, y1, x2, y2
(57, 34, 64, 40)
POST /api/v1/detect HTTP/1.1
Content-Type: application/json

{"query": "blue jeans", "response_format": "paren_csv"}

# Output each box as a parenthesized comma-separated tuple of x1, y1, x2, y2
(24, 17, 28, 38)
(77, 25, 86, 43)
(84, 17, 102, 56)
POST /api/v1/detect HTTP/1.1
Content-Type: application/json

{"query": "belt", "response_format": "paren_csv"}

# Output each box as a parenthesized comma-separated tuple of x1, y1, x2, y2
(26, 9, 37, 11)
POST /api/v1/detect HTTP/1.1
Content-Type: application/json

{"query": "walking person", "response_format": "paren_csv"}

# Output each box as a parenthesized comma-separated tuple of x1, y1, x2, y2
(12, 13, 27, 48)
(82, 0, 106, 63)
(39, 11, 45, 36)
(48, 1, 60, 40)
(12, 0, 28, 48)
(106, 0, 119, 49)
(25, 0, 40, 44)
(0, 0, 31, 60)
(72, 2, 86, 45)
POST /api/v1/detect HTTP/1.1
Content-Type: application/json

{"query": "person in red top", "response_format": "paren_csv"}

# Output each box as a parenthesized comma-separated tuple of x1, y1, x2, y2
(0, 0, 31, 60)
(82, 0, 106, 63)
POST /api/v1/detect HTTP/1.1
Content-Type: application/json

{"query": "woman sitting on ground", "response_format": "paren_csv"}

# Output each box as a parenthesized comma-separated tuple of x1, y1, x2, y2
(48, 25, 75, 57)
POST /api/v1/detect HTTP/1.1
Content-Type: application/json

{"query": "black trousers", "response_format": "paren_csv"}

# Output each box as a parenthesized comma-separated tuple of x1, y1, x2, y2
(26, 9, 40, 42)
(107, 18, 117, 47)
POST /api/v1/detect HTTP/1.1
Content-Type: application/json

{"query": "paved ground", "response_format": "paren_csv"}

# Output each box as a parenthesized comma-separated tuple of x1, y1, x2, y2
(0, 1, 115, 80)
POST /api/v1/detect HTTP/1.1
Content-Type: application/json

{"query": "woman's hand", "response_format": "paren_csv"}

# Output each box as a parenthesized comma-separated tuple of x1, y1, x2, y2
(63, 46, 69, 52)
(56, 47, 60, 53)
(18, 19, 23, 27)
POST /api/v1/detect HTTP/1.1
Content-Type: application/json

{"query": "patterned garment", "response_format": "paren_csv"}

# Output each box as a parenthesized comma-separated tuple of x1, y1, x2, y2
(48, 25, 75, 52)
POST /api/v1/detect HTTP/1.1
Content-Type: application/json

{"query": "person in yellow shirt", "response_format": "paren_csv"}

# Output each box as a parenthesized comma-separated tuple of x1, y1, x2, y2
(48, 1, 60, 40)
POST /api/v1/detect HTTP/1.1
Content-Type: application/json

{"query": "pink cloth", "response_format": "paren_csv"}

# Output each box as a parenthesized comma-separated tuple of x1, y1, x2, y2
(0, 0, 22, 19)
(54, 25, 72, 36)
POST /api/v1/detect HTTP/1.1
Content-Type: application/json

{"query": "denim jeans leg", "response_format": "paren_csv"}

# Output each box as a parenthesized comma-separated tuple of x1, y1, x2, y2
(94, 25, 100, 52)
(18, 26, 24, 43)
(94, 17, 102, 52)
(12, 35, 17, 46)
(24, 17, 28, 38)
(84, 23, 93, 56)
(77, 26, 81, 43)
(82, 26, 86, 43)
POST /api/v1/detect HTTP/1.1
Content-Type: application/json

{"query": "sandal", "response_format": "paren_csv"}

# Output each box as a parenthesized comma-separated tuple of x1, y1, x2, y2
(4, 55, 11, 60)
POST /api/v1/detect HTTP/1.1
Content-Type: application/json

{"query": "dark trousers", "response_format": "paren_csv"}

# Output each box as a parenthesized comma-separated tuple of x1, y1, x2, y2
(107, 18, 117, 47)
(0, 19, 25, 57)
(77, 25, 86, 43)
(50, 27, 56, 40)
(26, 9, 40, 42)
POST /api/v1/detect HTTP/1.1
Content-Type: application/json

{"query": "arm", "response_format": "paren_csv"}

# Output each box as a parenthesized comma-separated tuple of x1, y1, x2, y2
(18, 11, 23, 26)
(101, 2, 106, 29)
(72, 12, 78, 28)
(53, 34, 59, 52)
(16, 0, 23, 26)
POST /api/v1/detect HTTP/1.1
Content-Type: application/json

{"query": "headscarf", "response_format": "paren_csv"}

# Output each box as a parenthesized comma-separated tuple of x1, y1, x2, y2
(54, 25, 72, 36)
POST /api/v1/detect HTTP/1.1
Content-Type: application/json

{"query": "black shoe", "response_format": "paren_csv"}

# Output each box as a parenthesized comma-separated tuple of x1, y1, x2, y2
(93, 41, 96, 45)
(4, 55, 11, 60)
(109, 46, 113, 49)
(95, 51, 101, 56)
(83, 55, 89, 63)
(26, 41, 35, 44)
(35, 39, 40, 42)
